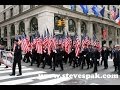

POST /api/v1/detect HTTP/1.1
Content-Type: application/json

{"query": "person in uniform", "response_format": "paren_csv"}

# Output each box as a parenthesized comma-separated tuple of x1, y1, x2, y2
(86, 45, 92, 69)
(42, 48, 52, 69)
(10, 39, 22, 76)
(52, 44, 64, 71)
(101, 44, 109, 69)
(30, 45, 37, 66)
(92, 45, 98, 73)
(117, 46, 120, 75)
(81, 44, 88, 69)
(113, 45, 119, 72)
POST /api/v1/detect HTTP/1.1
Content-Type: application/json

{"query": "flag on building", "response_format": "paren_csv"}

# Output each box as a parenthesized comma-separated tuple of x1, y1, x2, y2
(102, 28, 107, 40)
(115, 16, 120, 25)
(80, 5, 88, 15)
(70, 5, 76, 11)
(110, 6, 116, 20)
(92, 5, 99, 17)
(115, 9, 119, 20)
(100, 6, 105, 17)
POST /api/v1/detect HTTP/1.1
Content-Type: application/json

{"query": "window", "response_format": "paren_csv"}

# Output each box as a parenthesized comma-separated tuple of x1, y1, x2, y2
(117, 29, 119, 36)
(107, 5, 110, 10)
(68, 19, 76, 32)
(10, 8, 13, 18)
(3, 5, 6, 9)
(19, 5, 23, 14)
(3, 12, 6, 20)
(93, 23, 96, 34)
(81, 21, 87, 34)
(54, 16, 61, 30)
(117, 39, 119, 44)
(4, 27, 7, 37)
(11, 24, 15, 36)
(30, 17, 38, 33)
(107, 13, 110, 19)
(30, 5, 35, 9)
(19, 21, 25, 34)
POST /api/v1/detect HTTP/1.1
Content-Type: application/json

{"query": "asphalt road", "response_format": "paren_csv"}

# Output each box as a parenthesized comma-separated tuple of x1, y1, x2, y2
(0, 58, 119, 85)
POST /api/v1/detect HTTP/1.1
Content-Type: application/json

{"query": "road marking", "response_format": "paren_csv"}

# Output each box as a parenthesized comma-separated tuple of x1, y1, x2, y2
(0, 66, 26, 70)
(89, 83, 99, 85)
(0, 71, 47, 85)
(0, 68, 33, 74)
(31, 77, 71, 85)
(0, 76, 37, 85)
(0, 71, 46, 80)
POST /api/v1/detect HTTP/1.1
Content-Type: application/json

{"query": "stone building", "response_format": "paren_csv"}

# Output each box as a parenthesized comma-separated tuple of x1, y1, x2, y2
(0, 5, 120, 49)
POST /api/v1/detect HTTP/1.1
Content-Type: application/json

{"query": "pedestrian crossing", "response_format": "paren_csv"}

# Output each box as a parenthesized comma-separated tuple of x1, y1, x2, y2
(0, 64, 72, 85)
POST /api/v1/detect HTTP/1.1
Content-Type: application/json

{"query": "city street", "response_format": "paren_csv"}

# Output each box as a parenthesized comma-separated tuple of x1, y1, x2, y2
(0, 58, 120, 85)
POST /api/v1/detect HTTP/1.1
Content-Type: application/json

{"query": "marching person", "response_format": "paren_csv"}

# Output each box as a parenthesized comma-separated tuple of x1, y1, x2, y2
(81, 44, 88, 69)
(42, 48, 52, 69)
(30, 45, 37, 66)
(101, 44, 109, 69)
(113, 45, 119, 72)
(69, 46, 75, 66)
(52, 44, 64, 71)
(117, 46, 120, 75)
(10, 39, 22, 76)
(92, 45, 98, 73)
(86, 45, 92, 69)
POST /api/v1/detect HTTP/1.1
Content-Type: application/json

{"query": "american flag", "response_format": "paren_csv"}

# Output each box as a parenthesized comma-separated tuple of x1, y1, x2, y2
(111, 6, 116, 20)
(75, 37, 81, 57)
(36, 37, 43, 54)
(102, 28, 107, 40)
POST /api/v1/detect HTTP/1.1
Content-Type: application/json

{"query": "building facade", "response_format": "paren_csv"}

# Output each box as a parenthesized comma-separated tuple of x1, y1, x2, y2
(0, 5, 120, 49)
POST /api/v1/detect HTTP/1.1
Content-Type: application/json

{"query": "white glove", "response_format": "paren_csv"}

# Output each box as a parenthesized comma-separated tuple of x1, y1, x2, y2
(53, 50, 57, 53)
(84, 55, 86, 57)
(97, 59, 99, 61)
(90, 58, 92, 61)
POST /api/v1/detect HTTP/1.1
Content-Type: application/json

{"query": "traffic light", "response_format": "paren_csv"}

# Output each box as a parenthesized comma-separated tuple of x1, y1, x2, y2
(61, 19, 65, 27)
(57, 20, 62, 26)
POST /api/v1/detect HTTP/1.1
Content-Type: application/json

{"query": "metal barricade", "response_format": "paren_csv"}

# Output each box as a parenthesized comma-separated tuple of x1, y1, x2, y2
(0, 50, 14, 67)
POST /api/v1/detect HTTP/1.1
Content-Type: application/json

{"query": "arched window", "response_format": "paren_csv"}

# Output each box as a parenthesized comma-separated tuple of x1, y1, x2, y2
(81, 21, 87, 34)
(108, 27, 112, 36)
(11, 24, 15, 36)
(117, 29, 120, 37)
(19, 21, 25, 34)
(30, 17, 38, 33)
(54, 16, 61, 30)
(68, 19, 76, 32)
(93, 23, 96, 34)
(4, 26, 7, 37)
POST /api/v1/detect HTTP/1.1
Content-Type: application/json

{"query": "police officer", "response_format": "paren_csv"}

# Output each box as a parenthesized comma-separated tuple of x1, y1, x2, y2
(92, 45, 98, 73)
(52, 44, 64, 71)
(86, 45, 92, 69)
(101, 44, 109, 69)
(30, 46, 37, 66)
(81, 44, 88, 69)
(10, 40, 22, 76)
(69, 47, 75, 67)
(118, 46, 120, 75)
(42, 48, 52, 69)
(113, 45, 119, 72)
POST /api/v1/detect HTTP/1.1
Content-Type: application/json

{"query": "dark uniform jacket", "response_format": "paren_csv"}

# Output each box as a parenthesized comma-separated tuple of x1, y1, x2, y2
(14, 45, 22, 63)
(101, 49, 109, 60)
(91, 49, 98, 62)
(69, 48, 75, 59)
(56, 48, 64, 61)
